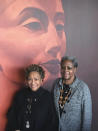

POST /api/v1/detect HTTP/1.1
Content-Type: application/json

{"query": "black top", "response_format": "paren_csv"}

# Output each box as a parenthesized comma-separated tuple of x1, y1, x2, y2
(6, 87, 58, 131)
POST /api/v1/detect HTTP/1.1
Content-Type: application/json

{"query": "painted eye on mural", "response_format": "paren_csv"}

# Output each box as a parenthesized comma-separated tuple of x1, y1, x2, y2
(56, 24, 64, 32)
(24, 22, 42, 31)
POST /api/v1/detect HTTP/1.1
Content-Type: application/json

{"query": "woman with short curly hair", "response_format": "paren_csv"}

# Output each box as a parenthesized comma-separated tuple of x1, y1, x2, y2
(6, 64, 58, 131)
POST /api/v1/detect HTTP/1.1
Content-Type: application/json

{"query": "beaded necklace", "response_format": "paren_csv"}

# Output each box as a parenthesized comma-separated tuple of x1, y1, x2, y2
(58, 82, 71, 116)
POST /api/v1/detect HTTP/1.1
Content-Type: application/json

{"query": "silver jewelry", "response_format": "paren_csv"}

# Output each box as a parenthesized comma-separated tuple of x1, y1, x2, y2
(26, 121, 30, 128)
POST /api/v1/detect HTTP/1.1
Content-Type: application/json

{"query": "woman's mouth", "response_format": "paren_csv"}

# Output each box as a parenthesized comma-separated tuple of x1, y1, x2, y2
(40, 59, 60, 74)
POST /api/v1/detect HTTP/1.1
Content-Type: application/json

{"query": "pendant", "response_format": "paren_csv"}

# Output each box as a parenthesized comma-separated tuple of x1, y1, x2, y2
(26, 121, 30, 128)
(60, 103, 64, 109)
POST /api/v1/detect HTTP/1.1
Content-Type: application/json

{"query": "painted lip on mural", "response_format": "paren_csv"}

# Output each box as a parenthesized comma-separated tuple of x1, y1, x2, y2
(40, 59, 60, 74)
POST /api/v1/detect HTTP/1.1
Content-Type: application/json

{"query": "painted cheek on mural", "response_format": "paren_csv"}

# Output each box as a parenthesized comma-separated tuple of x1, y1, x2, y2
(0, 28, 47, 83)
(0, 28, 44, 63)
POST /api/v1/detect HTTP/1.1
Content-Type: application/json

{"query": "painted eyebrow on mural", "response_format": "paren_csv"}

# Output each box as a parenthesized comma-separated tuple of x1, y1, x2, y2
(17, 7, 49, 27)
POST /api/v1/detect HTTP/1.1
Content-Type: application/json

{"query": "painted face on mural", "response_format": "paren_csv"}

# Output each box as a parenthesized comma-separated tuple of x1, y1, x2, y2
(0, 0, 66, 88)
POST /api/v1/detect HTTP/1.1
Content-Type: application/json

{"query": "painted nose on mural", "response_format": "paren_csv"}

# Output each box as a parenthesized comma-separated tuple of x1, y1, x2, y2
(45, 23, 60, 58)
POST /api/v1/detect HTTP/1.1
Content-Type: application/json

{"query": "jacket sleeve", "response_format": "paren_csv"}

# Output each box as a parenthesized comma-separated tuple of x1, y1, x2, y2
(45, 93, 59, 131)
(81, 85, 92, 131)
(5, 94, 20, 131)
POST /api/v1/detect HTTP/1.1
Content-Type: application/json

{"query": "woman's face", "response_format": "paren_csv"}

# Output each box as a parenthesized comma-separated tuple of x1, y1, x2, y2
(61, 60, 76, 84)
(0, 0, 66, 87)
(27, 71, 42, 91)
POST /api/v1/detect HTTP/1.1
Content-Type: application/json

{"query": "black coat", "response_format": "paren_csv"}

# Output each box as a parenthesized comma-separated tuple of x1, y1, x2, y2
(6, 87, 58, 131)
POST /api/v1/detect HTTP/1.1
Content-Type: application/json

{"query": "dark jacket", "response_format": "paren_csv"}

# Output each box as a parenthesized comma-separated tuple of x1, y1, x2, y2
(6, 87, 58, 131)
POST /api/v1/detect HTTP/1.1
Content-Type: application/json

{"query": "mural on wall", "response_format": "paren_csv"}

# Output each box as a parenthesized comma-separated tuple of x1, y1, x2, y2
(0, 0, 98, 131)
(0, 0, 66, 130)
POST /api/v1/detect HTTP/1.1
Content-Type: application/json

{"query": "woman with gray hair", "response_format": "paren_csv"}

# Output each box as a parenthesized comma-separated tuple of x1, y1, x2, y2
(52, 56, 92, 131)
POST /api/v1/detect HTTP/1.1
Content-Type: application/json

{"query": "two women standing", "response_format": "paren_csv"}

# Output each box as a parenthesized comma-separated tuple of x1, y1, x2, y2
(6, 56, 92, 131)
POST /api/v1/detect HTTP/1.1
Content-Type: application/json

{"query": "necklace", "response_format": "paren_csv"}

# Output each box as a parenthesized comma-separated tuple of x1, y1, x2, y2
(58, 84, 71, 111)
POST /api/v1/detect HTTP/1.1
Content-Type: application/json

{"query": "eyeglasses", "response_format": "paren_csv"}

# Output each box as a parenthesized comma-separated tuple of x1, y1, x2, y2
(61, 66, 73, 70)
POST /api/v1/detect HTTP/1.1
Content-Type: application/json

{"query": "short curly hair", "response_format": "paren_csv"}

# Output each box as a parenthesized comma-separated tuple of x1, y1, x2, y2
(25, 64, 45, 80)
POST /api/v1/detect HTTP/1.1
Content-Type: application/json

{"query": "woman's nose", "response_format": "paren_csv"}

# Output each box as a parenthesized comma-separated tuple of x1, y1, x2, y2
(30, 79, 34, 84)
(45, 23, 61, 57)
